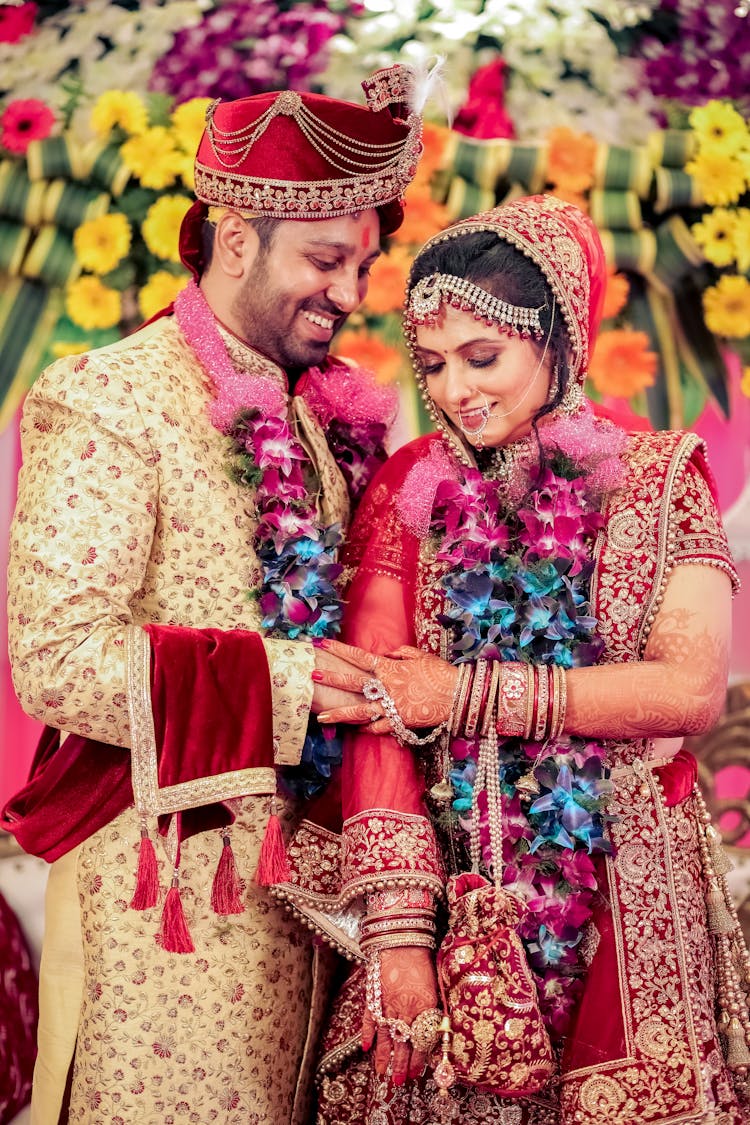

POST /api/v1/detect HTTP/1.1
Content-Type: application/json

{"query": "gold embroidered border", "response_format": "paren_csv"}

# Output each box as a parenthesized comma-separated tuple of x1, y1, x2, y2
(126, 624, 275, 816)
(271, 821, 364, 961)
(194, 136, 421, 219)
(561, 769, 709, 1123)
(340, 808, 445, 909)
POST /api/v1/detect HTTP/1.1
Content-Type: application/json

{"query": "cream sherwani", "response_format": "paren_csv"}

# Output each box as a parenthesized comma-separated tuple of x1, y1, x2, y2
(8, 315, 350, 1125)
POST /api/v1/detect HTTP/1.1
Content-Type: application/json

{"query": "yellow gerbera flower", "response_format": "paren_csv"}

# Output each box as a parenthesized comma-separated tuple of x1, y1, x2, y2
(691, 208, 737, 268)
(703, 274, 750, 339)
(138, 270, 189, 320)
(51, 341, 91, 359)
(686, 150, 747, 207)
(171, 97, 212, 157)
(689, 101, 749, 157)
(91, 90, 148, 137)
(73, 212, 132, 275)
(141, 194, 193, 262)
(732, 207, 750, 274)
(177, 152, 196, 192)
(66, 276, 121, 330)
(121, 127, 182, 190)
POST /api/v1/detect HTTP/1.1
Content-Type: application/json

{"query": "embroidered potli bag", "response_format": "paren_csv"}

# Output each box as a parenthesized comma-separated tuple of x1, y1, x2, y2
(436, 871, 555, 1096)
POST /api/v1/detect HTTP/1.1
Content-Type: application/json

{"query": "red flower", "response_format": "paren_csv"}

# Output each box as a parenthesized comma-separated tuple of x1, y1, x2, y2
(1, 97, 55, 154)
(453, 59, 515, 140)
(0, 2, 37, 43)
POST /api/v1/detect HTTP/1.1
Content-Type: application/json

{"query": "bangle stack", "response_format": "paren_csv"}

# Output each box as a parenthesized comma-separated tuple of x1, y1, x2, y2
(448, 660, 568, 743)
(361, 886, 438, 954)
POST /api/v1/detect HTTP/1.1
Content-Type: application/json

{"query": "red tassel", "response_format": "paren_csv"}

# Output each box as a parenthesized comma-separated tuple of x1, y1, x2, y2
(255, 807, 290, 886)
(130, 827, 160, 910)
(158, 878, 195, 954)
(211, 834, 245, 915)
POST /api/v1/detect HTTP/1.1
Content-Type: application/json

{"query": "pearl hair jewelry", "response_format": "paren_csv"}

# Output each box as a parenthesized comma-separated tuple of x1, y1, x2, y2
(408, 273, 545, 337)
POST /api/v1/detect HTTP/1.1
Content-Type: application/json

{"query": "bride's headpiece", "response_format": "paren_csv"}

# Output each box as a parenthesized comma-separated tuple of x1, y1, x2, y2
(403, 195, 607, 456)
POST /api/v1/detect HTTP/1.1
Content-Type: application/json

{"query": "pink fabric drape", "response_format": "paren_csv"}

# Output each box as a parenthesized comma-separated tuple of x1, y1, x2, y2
(1, 413, 41, 809)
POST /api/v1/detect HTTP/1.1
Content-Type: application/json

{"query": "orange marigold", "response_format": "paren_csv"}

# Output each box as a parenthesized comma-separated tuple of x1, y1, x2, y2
(415, 121, 452, 182)
(601, 268, 629, 320)
(395, 182, 449, 246)
(547, 186, 589, 213)
(363, 246, 413, 315)
(335, 330, 404, 384)
(588, 329, 658, 398)
(547, 127, 597, 194)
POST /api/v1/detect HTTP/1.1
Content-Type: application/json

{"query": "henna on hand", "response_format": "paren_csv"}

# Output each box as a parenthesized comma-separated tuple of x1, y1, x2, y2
(316, 640, 458, 730)
(372, 947, 440, 1084)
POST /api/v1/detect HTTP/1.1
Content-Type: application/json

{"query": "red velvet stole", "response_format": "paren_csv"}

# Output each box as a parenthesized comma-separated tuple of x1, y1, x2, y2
(1, 625, 274, 861)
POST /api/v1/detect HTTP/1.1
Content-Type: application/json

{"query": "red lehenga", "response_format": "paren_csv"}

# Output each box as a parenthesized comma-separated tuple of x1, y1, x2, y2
(275, 422, 750, 1125)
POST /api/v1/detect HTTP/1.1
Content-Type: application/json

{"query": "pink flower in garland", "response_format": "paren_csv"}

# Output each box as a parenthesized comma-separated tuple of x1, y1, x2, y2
(0, 1, 36, 43)
(1, 98, 55, 154)
(517, 470, 603, 574)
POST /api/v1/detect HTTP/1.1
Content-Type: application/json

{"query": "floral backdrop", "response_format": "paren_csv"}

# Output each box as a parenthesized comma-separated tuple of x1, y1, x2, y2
(0, 0, 749, 862)
(1, 0, 749, 435)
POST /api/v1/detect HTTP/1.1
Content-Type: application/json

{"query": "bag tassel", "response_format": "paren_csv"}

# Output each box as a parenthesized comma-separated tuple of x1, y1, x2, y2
(724, 1016, 750, 1069)
(158, 870, 195, 954)
(706, 825, 733, 876)
(211, 832, 245, 915)
(255, 797, 290, 886)
(130, 822, 160, 910)
(707, 879, 735, 935)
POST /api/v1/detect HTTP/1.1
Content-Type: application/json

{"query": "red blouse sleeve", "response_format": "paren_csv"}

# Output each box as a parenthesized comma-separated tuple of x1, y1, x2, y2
(338, 441, 445, 904)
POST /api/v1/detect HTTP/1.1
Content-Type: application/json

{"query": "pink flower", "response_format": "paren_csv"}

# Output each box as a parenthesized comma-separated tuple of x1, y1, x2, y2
(1, 98, 55, 154)
(0, 2, 36, 43)
(453, 59, 515, 140)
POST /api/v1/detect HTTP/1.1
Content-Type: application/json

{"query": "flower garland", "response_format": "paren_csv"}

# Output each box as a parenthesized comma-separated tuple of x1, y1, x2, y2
(427, 416, 627, 1037)
(174, 279, 395, 796)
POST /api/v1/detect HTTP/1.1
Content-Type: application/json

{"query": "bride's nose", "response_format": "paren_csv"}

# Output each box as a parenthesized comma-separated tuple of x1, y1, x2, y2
(441, 360, 475, 409)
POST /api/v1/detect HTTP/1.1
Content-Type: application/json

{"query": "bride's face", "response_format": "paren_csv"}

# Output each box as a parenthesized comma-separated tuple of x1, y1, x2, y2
(414, 304, 553, 448)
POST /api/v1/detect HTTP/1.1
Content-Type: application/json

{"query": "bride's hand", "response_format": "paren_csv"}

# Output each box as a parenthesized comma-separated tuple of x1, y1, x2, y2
(363, 947, 440, 1084)
(314, 641, 458, 734)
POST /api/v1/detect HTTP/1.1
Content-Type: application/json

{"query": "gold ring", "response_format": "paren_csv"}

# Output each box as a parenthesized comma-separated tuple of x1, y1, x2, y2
(410, 1007, 443, 1053)
(385, 1018, 411, 1044)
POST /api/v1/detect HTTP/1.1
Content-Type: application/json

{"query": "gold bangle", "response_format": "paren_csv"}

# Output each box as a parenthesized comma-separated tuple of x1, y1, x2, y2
(464, 659, 488, 738)
(497, 663, 528, 738)
(480, 660, 502, 737)
(552, 665, 568, 739)
(523, 664, 535, 739)
(548, 665, 561, 743)
(450, 663, 473, 737)
(533, 665, 550, 742)
(360, 932, 437, 952)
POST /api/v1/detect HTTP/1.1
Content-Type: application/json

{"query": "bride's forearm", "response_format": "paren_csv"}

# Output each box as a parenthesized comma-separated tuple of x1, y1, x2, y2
(565, 611, 729, 740)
